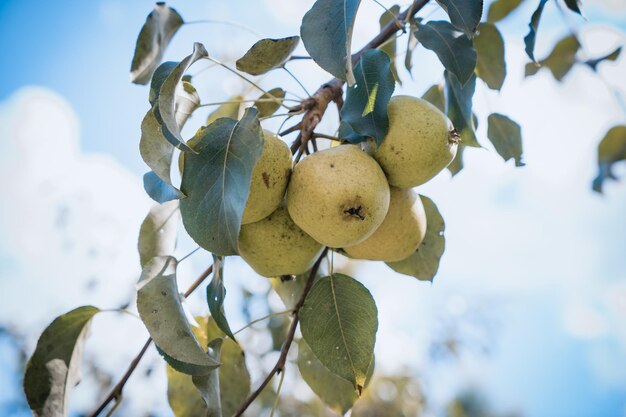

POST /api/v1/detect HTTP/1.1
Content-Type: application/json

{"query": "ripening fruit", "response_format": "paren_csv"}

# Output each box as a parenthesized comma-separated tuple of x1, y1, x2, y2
(344, 187, 426, 261)
(242, 130, 292, 224)
(374, 95, 458, 188)
(287, 145, 390, 248)
(239, 205, 323, 277)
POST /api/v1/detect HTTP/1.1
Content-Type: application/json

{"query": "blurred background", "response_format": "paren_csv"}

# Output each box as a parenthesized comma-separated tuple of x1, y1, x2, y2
(0, 0, 625, 416)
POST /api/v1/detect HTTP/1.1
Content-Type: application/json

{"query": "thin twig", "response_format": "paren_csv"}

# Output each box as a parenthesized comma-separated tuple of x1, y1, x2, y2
(282, 66, 311, 97)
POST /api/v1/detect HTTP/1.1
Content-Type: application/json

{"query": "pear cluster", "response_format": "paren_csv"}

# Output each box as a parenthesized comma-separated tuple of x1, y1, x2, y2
(237, 96, 458, 277)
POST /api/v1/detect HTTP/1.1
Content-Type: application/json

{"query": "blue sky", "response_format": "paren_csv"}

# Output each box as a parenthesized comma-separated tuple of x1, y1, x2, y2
(1, 1, 625, 416)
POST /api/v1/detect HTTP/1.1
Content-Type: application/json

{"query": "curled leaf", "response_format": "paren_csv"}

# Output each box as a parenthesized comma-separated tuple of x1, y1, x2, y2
(236, 37, 300, 75)
(138, 200, 180, 267)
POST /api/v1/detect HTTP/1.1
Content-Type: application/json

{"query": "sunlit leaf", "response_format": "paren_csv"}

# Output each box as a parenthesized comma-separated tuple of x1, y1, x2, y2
(340, 49, 395, 145)
(301, 0, 361, 85)
(474, 23, 506, 90)
(447, 143, 465, 176)
(592, 125, 626, 192)
(445, 71, 479, 147)
(386, 196, 445, 281)
(585, 47, 622, 71)
(255, 88, 285, 118)
(435, 0, 483, 37)
(143, 170, 179, 203)
(207, 95, 243, 125)
(130, 3, 184, 85)
(300, 273, 378, 391)
(236, 36, 300, 75)
(180, 108, 264, 255)
(525, 34, 580, 81)
(206, 255, 235, 340)
(138, 200, 180, 267)
(191, 338, 223, 417)
(524, 0, 549, 62)
(487, 113, 525, 166)
(487, 0, 524, 23)
(379, 5, 401, 84)
(24, 306, 100, 417)
(422, 84, 445, 112)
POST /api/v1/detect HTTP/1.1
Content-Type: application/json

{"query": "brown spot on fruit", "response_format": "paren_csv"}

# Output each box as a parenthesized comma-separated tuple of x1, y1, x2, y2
(262, 172, 270, 188)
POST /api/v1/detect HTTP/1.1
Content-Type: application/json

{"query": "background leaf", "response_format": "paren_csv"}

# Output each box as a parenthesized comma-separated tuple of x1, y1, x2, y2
(300, 273, 378, 391)
(525, 34, 580, 81)
(138, 200, 180, 267)
(584, 46, 622, 71)
(563, 0, 582, 15)
(206, 255, 235, 340)
(379, 5, 401, 84)
(435, 0, 483, 37)
(136, 256, 219, 375)
(487, 113, 525, 166)
(301, 0, 361, 85)
(236, 36, 300, 75)
(130, 3, 184, 85)
(524, 0, 549, 62)
(447, 144, 466, 176)
(255, 88, 285, 118)
(206, 95, 242, 125)
(415, 21, 477, 86)
(445, 70, 479, 147)
(143, 171, 180, 203)
(487, 0, 524, 23)
(474, 23, 507, 90)
(191, 338, 223, 417)
(24, 306, 100, 417)
(340, 49, 395, 145)
(386, 196, 445, 281)
(422, 84, 446, 112)
(180, 108, 264, 256)
(592, 125, 626, 192)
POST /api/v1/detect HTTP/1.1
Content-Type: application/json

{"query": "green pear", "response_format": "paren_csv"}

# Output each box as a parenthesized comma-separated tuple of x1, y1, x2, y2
(242, 130, 292, 224)
(374, 95, 458, 188)
(239, 205, 323, 277)
(287, 145, 390, 248)
(344, 187, 426, 261)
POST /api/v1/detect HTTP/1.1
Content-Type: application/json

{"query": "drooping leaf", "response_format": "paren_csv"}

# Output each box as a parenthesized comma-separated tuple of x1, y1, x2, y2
(180, 108, 264, 255)
(140, 108, 177, 190)
(136, 256, 219, 375)
(422, 84, 446, 112)
(585, 47, 622, 71)
(24, 306, 100, 417)
(386, 196, 445, 281)
(149, 61, 178, 106)
(524, 0, 549, 62)
(404, 20, 419, 76)
(487, 113, 525, 166)
(298, 339, 374, 414)
(435, 0, 483, 37)
(563, 0, 582, 15)
(301, 0, 361, 85)
(445, 71, 479, 147)
(525, 34, 580, 81)
(191, 338, 223, 417)
(270, 265, 327, 310)
(340, 49, 395, 145)
(447, 143, 465, 176)
(300, 273, 378, 391)
(415, 21, 477, 86)
(206, 95, 243, 125)
(379, 5, 401, 84)
(206, 255, 235, 340)
(158, 43, 209, 152)
(236, 36, 300, 75)
(143, 170, 180, 203)
(130, 3, 184, 85)
(138, 200, 180, 267)
(592, 125, 626, 192)
(487, 0, 524, 22)
(255, 88, 286, 118)
(474, 23, 507, 90)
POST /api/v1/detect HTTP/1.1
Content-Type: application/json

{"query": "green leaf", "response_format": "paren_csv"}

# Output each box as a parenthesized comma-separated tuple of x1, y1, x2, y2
(386, 196, 445, 281)
(445, 70, 479, 147)
(236, 36, 300, 75)
(474, 23, 506, 90)
(137, 256, 220, 375)
(524, 0, 549, 62)
(585, 46, 622, 71)
(206, 95, 242, 125)
(180, 107, 264, 255)
(301, 0, 361, 85)
(24, 306, 100, 417)
(300, 273, 378, 391)
(158, 42, 209, 152)
(525, 34, 580, 81)
(422, 84, 445, 112)
(143, 171, 179, 203)
(404, 20, 419, 76)
(563, 0, 582, 15)
(255, 88, 285, 118)
(138, 200, 180, 267)
(415, 21, 477, 86)
(270, 266, 326, 310)
(191, 338, 223, 417)
(206, 255, 235, 340)
(298, 339, 373, 414)
(150, 61, 178, 106)
(379, 5, 401, 84)
(592, 125, 626, 192)
(487, 113, 525, 166)
(340, 49, 395, 146)
(487, 0, 524, 23)
(435, 0, 483, 38)
(130, 3, 184, 85)
(447, 143, 465, 176)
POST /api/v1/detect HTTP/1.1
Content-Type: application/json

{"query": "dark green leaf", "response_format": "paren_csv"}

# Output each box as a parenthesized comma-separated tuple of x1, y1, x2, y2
(487, 113, 525, 166)
(236, 36, 300, 75)
(435, 0, 483, 37)
(255, 88, 286, 118)
(487, 0, 524, 22)
(445, 70, 479, 147)
(379, 5, 401, 84)
(563, 0, 582, 15)
(24, 306, 100, 417)
(300, 273, 378, 391)
(585, 47, 622, 71)
(206, 95, 242, 125)
(191, 338, 223, 417)
(525, 34, 580, 81)
(474, 23, 506, 90)
(206, 255, 235, 340)
(301, 0, 361, 85)
(137, 256, 220, 375)
(386, 196, 445, 281)
(415, 21, 477, 86)
(340, 49, 395, 145)
(422, 84, 445, 112)
(138, 200, 180, 267)
(592, 125, 626, 192)
(150, 61, 178, 106)
(180, 108, 264, 255)
(524, 0, 549, 62)
(143, 171, 179, 203)
(447, 143, 465, 176)
(130, 3, 184, 85)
